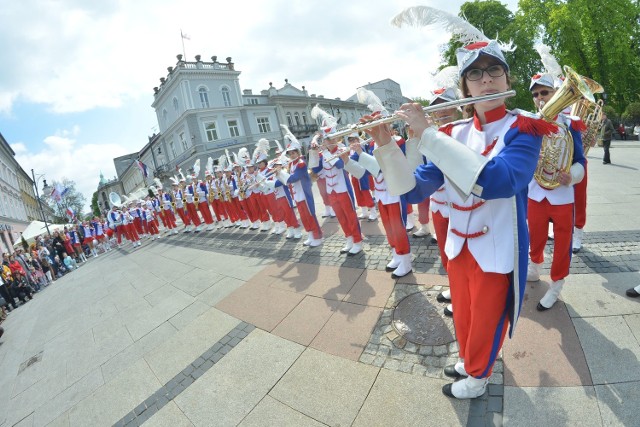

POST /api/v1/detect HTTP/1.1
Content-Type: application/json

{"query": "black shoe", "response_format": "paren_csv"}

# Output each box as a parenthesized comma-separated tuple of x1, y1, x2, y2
(385, 266, 395, 272)
(626, 288, 640, 297)
(572, 247, 581, 254)
(536, 302, 551, 311)
(442, 383, 455, 398)
(436, 292, 451, 303)
(444, 305, 453, 317)
(430, 237, 438, 244)
(603, 161, 611, 164)
(444, 364, 468, 378)
(391, 269, 412, 279)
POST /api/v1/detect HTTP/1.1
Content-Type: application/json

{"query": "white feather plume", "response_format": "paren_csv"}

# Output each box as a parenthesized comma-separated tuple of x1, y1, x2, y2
(233, 152, 239, 166)
(153, 177, 163, 188)
(274, 139, 284, 153)
(280, 124, 301, 146)
(218, 154, 227, 170)
(391, 6, 487, 45)
(356, 88, 388, 115)
(206, 157, 213, 173)
(178, 168, 186, 180)
(253, 138, 270, 161)
(310, 104, 337, 128)
(535, 43, 563, 78)
(238, 147, 251, 165)
(431, 66, 460, 90)
(193, 159, 201, 177)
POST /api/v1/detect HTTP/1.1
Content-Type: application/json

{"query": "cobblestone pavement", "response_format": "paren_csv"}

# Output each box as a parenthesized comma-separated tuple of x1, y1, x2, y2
(157, 224, 640, 275)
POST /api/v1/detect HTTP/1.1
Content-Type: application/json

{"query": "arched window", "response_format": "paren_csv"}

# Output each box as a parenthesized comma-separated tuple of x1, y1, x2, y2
(301, 112, 308, 124)
(294, 113, 301, 126)
(286, 112, 293, 127)
(198, 87, 210, 108)
(221, 87, 231, 107)
(173, 97, 179, 112)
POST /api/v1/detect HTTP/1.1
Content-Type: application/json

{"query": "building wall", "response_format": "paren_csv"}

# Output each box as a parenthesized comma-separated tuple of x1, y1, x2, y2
(0, 133, 30, 253)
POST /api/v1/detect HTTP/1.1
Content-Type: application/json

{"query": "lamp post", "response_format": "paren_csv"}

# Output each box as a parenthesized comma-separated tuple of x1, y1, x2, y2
(31, 169, 51, 236)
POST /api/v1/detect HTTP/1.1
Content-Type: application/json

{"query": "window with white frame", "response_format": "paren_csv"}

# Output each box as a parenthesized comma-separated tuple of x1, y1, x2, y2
(249, 98, 258, 105)
(205, 122, 219, 141)
(169, 140, 177, 159)
(221, 87, 231, 107)
(286, 113, 293, 127)
(199, 87, 210, 108)
(294, 113, 301, 126)
(256, 117, 271, 133)
(162, 109, 168, 126)
(179, 132, 188, 151)
(227, 120, 240, 138)
(173, 97, 179, 112)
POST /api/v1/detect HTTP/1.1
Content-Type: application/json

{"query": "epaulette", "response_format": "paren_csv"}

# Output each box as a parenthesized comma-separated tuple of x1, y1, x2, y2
(509, 109, 558, 137)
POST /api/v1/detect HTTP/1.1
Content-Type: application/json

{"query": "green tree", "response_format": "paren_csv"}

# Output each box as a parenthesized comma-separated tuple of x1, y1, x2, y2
(441, 0, 541, 111)
(91, 191, 101, 217)
(622, 102, 640, 124)
(44, 178, 86, 223)
(518, 0, 640, 113)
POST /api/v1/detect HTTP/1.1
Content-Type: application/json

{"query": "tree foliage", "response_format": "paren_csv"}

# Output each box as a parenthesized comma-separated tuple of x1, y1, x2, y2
(91, 191, 101, 218)
(44, 178, 86, 223)
(622, 102, 640, 124)
(437, 0, 639, 115)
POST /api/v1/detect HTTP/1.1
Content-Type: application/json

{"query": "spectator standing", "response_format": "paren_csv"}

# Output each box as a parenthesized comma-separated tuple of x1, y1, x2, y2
(601, 113, 615, 164)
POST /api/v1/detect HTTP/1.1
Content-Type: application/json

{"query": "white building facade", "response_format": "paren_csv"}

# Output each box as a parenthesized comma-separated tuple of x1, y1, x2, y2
(0, 132, 31, 252)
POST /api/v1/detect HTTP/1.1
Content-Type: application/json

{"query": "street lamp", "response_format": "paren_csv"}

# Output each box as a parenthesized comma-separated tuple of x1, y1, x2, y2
(30, 169, 51, 236)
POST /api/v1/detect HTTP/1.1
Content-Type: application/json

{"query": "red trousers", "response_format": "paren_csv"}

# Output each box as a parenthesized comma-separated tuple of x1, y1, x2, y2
(448, 243, 510, 378)
(147, 220, 159, 235)
(574, 163, 588, 229)
(528, 198, 573, 281)
(176, 207, 191, 226)
(134, 217, 143, 235)
(115, 225, 125, 244)
(162, 209, 177, 229)
(185, 203, 202, 226)
(297, 199, 322, 239)
(158, 210, 168, 228)
(432, 210, 450, 271)
(416, 199, 430, 224)
(329, 191, 362, 243)
(231, 198, 249, 221)
(198, 202, 214, 224)
(254, 194, 271, 221)
(126, 223, 140, 242)
(275, 195, 299, 228)
(211, 199, 225, 221)
(378, 201, 410, 255)
(265, 193, 282, 222)
(223, 200, 239, 222)
(239, 198, 257, 222)
(316, 177, 331, 207)
(351, 176, 375, 208)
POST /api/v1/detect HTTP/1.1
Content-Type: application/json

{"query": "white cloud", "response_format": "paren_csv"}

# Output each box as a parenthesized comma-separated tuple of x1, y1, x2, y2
(13, 127, 129, 213)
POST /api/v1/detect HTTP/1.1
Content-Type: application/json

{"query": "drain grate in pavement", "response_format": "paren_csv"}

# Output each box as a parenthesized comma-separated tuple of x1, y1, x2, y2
(18, 351, 43, 375)
(392, 291, 455, 346)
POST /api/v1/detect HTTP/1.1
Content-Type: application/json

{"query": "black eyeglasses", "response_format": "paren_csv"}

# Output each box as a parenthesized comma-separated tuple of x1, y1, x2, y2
(465, 65, 505, 81)
(531, 90, 552, 98)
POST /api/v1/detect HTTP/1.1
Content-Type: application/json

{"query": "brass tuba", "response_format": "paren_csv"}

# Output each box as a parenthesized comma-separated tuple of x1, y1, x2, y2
(571, 76, 604, 156)
(534, 66, 594, 190)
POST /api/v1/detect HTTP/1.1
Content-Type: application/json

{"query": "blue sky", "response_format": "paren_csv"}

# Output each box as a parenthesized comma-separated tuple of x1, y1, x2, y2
(0, 0, 518, 213)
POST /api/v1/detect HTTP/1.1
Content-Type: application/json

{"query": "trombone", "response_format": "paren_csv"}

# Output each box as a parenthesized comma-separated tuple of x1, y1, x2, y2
(325, 90, 516, 140)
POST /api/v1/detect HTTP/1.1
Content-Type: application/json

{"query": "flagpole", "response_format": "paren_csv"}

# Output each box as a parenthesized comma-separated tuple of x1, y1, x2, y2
(180, 29, 187, 61)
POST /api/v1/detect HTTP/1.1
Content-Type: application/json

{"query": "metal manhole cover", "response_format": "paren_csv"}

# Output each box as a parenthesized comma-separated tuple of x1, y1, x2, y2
(392, 291, 455, 346)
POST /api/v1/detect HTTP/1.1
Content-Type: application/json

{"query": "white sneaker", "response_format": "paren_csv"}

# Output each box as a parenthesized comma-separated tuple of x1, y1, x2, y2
(206, 224, 214, 231)
(195, 224, 204, 232)
(443, 376, 488, 399)
(250, 221, 260, 230)
(274, 222, 286, 235)
(358, 207, 369, 219)
(412, 224, 430, 238)
(538, 279, 564, 310)
(368, 208, 378, 221)
(260, 221, 272, 232)
(303, 236, 312, 246)
(341, 236, 354, 253)
(285, 227, 294, 239)
(572, 227, 584, 253)
(348, 241, 363, 255)
(391, 253, 412, 278)
(527, 262, 542, 282)
(309, 238, 323, 247)
(323, 206, 332, 218)
(406, 215, 415, 231)
(386, 249, 400, 271)
(329, 207, 336, 218)
(293, 227, 302, 239)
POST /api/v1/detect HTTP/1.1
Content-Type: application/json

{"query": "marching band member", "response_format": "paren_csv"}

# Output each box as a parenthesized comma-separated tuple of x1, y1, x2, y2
(107, 205, 124, 246)
(82, 221, 98, 258)
(158, 186, 178, 234)
(251, 140, 276, 232)
(232, 161, 254, 229)
(311, 134, 336, 219)
(224, 165, 249, 228)
(370, 6, 558, 398)
(266, 158, 301, 236)
(274, 135, 316, 243)
(196, 171, 216, 231)
(526, 72, 586, 311)
(130, 201, 144, 237)
(185, 173, 204, 233)
(342, 133, 412, 277)
(310, 106, 363, 255)
(347, 133, 377, 221)
(123, 204, 141, 247)
(91, 216, 109, 253)
(213, 160, 234, 227)
(171, 175, 192, 232)
(143, 204, 160, 240)
(69, 225, 86, 262)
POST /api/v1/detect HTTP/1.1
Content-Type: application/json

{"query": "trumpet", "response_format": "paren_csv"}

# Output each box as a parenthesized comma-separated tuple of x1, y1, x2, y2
(325, 90, 516, 140)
